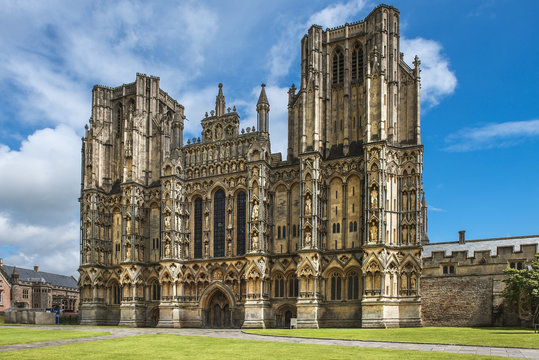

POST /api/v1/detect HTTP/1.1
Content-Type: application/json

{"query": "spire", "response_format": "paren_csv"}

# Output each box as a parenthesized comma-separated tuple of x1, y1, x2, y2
(257, 83, 269, 105)
(256, 84, 270, 133)
(215, 83, 226, 116)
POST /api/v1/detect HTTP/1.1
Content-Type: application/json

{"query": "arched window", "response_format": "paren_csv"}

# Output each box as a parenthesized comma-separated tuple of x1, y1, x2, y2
(351, 43, 364, 82)
(277, 226, 281, 239)
(349, 221, 353, 233)
(194, 198, 203, 258)
(110, 283, 121, 305)
(236, 192, 246, 255)
(332, 223, 336, 233)
(214, 189, 225, 257)
(116, 104, 123, 137)
(347, 272, 359, 300)
(330, 272, 342, 300)
(292, 225, 296, 237)
(354, 221, 358, 232)
(332, 49, 344, 84)
(282, 225, 286, 239)
(337, 223, 340, 233)
(288, 277, 299, 297)
(274, 275, 285, 298)
(151, 282, 160, 301)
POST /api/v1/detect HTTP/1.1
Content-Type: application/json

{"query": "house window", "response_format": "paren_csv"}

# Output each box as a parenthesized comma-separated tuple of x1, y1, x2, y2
(443, 265, 455, 274)
(23, 289, 29, 299)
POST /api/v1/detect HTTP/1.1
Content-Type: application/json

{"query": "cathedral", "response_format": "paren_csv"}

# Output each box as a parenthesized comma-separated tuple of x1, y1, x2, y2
(79, 4, 427, 328)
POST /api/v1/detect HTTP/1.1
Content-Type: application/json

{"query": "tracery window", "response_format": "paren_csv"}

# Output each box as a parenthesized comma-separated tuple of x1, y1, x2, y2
(351, 43, 364, 82)
(292, 225, 297, 237)
(237, 191, 246, 255)
(330, 272, 342, 300)
(274, 275, 285, 298)
(194, 198, 203, 258)
(289, 277, 299, 297)
(332, 49, 344, 84)
(111, 283, 121, 304)
(116, 104, 122, 137)
(151, 282, 160, 301)
(347, 271, 359, 300)
(214, 189, 226, 257)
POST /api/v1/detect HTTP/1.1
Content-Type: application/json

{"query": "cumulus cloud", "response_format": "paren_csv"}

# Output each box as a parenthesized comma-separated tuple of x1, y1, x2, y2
(401, 37, 457, 108)
(444, 119, 539, 152)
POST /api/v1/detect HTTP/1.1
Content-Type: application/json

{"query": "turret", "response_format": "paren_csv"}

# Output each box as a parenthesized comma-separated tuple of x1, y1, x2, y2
(216, 83, 226, 117)
(256, 84, 270, 133)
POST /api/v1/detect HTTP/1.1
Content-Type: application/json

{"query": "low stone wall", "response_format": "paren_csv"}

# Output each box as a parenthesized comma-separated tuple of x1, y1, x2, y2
(4, 310, 56, 325)
(421, 276, 493, 326)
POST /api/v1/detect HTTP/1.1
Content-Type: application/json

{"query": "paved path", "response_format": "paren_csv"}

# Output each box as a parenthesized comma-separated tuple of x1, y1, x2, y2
(1, 325, 538, 359)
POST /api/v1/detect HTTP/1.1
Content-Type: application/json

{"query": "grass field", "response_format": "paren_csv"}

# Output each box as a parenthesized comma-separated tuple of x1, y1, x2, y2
(0, 328, 110, 346)
(245, 327, 538, 349)
(0, 334, 510, 360)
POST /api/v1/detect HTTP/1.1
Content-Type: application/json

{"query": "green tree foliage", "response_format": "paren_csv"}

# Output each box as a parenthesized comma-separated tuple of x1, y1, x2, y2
(502, 254, 539, 324)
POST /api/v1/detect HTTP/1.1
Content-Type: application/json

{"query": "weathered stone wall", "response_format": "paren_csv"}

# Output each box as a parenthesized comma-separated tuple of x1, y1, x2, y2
(421, 276, 493, 326)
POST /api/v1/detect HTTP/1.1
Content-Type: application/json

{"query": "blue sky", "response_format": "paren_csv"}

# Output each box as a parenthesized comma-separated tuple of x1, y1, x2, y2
(0, 0, 537, 276)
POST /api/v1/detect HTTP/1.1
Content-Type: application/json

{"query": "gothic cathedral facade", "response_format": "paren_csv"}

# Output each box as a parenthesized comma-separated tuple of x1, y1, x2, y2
(79, 4, 427, 328)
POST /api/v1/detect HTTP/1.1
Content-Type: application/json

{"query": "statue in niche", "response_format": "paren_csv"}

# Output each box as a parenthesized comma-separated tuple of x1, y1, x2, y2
(176, 215, 182, 232)
(410, 276, 416, 289)
(140, 245, 145, 261)
(126, 243, 131, 259)
(205, 130, 212, 141)
(135, 245, 139, 261)
(165, 215, 171, 230)
(369, 222, 378, 243)
(251, 232, 259, 250)
(216, 126, 223, 139)
(85, 245, 91, 263)
(227, 205, 232, 226)
(305, 194, 312, 215)
(251, 200, 259, 221)
(402, 226, 408, 244)
(164, 241, 171, 257)
(135, 219, 139, 235)
(305, 229, 312, 247)
(370, 187, 378, 208)
(228, 241, 232, 255)
(226, 126, 233, 136)
(205, 243, 209, 257)
(204, 209, 209, 229)
(410, 226, 416, 243)
(86, 222, 91, 239)
(126, 217, 132, 235)
(411, 192, 416, 210)
(402, 192, 408, 211)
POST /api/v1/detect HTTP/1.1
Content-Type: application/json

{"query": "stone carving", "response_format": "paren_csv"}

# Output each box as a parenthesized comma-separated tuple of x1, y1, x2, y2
(251, 200, 259, 221)
(370, 222, 378, 243)
(305, 229, 312, 247)
(126, 243, 131, 259)
(165, 215, 171, 230)
(370, 187, 378, 208)
(251, 232, 259, 250)
(305, 193, 312, 215)
(165, 241, 171, 257)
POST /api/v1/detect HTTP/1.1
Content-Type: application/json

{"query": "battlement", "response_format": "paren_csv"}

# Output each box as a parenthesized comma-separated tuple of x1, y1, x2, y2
(423, 235, 539, 265)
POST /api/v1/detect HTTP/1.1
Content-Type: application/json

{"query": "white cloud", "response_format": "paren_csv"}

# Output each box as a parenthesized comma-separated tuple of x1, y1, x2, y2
(268, 0, 367, 84)
(444, 119, 539, 152)
(401, 37, 457, 108)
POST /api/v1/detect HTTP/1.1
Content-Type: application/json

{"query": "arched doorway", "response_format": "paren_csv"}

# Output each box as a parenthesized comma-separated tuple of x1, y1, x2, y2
(275, 304, 297, 328)
(206, 290, 231, 328)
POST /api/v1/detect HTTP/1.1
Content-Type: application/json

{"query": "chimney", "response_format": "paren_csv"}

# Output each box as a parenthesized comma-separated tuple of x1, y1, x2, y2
(458, 230, 465, 244)
(34, 264, 39, 272)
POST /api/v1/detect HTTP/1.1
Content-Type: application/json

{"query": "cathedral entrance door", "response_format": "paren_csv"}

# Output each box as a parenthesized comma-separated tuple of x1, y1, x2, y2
(207, 290, 231, 328)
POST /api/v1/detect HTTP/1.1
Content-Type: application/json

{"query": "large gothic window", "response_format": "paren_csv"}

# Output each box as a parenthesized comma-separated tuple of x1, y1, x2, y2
(332, 49, 344, 85)
(214, 189, 226, 257)
(351, 43, 364, 82)
(330, 272, 342, 300)
(194, 198, 203, 258)
(347, 271, 359, 300)
(116, 104, 123, 137)
(236, 191, 246, 255)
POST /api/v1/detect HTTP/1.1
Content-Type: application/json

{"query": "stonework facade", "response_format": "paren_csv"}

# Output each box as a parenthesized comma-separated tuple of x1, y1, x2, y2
(78, 5, 427, 328)
(0, 260, 79, 312)
(422, 235, 539, 327)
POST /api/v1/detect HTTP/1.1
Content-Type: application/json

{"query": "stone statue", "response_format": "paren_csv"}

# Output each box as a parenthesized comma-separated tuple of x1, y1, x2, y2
(228, 241, 232, 255)
(165, 215, 171, 230)
(305, 230, 312, 247)
(305, 195, 312, 215)
(251, 201, 259, 221)
(369, 222, 377, 242)
(205, 210, 209, 229)
(165, 241, 171, 257)
(410, 225, 416, 243)
(126, 217, 132, 235)
(126, 243, 131, 259)
(251, 232, 259, 250)
(370, 187, 378, 208)
(402, 225, 408, 244)
(205, 243, 209, 256)
(410, 276, 416, 289)
(411, 191, 416, 210)
(402, 192, 408, 210)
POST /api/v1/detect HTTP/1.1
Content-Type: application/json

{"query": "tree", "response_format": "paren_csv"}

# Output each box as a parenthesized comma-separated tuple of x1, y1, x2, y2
(502, 254, 539, 325)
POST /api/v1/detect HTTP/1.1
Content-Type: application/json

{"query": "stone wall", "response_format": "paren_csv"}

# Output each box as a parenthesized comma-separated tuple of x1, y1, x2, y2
(5, 310, 56, 325)
(421, 276, 493, 326)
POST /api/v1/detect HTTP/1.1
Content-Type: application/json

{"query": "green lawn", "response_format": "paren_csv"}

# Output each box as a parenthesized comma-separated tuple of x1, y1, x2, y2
(0, 328, 110, 346)
(0, 334, 508, 360)
(245, 327, 538, 349)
